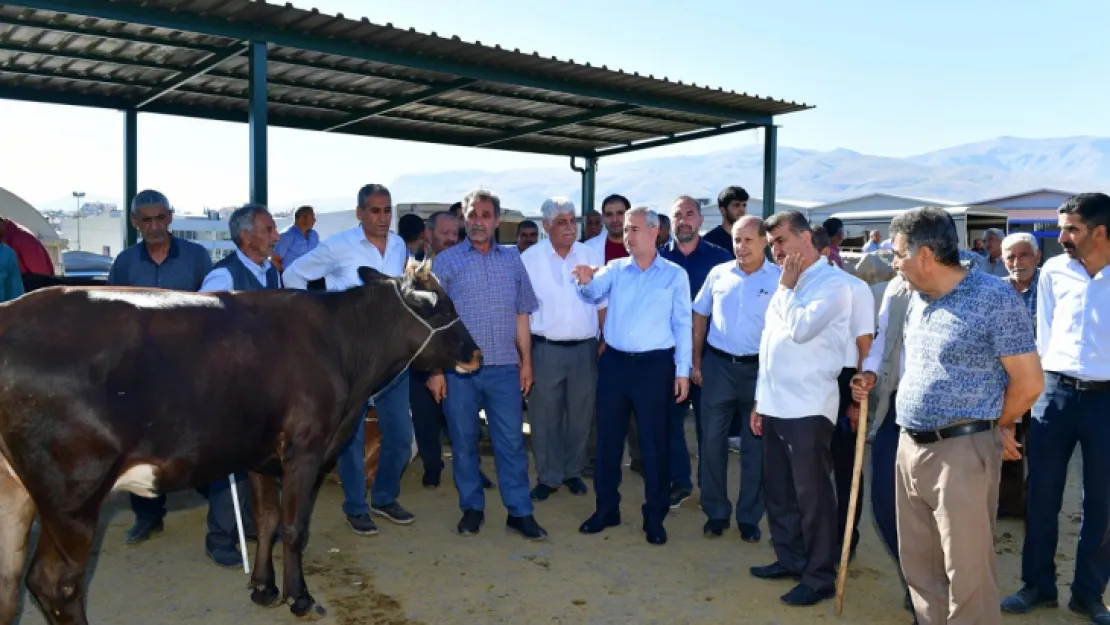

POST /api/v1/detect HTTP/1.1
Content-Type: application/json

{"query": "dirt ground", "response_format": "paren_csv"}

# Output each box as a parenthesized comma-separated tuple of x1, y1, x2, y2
(15, 424, 1089, 625)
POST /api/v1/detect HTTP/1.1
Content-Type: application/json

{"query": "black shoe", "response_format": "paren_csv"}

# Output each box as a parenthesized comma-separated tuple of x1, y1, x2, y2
(781, 583, 835, 606)
(422, 469, 441, 489)
(739, 523, 762, 543)
(480, 471, 494, 489)
(563, 477, 588, 495)
(506, 515, 548, 541)
(370, 501, 415, 525)
(530, 484, 559, 501)
(206, 544, 241, 568)
(703, 519, 728, 537)
(124, 519, 164, 545)
(345, 513, 380, 536)
(643, 521, 667, 545)
(579, 512, 620, 534)
(1001, 585, 1058, 613)
(668, 485, 693, 509)
(458, 509, 484, 535)
(629, 459, 643, 475)
(1069, 596, 1110, 624)
(751, 561, 800, 580)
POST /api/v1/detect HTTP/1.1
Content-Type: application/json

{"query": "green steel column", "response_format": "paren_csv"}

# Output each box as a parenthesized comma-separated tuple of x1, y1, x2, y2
(123, 108, 139, 248)
(762, 124, 778, 218)
(582, 156, 597, 217)
(248, 40, 268, 206)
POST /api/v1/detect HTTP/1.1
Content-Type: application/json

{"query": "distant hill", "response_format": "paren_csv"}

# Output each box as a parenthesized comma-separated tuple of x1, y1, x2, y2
(33, 136, 1110, 217)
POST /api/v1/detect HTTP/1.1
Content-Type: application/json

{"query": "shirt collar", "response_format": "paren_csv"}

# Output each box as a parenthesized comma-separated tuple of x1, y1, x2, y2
(663, 237, 707, 258)
(463, 238, 505, 255)
(235, 248, 272, 273)
(138, 235, 180, 264)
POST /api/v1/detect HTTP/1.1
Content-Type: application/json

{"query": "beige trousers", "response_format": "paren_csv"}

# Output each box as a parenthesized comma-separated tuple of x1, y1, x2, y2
(896, 427, 1003, 625)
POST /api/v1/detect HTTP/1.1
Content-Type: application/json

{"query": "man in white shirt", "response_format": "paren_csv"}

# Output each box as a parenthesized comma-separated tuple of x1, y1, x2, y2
(283, 184, 415, 538)
(692, 215, 779, 542)
(813, 225, 875, 560)
(521, 198, 605, 501)
(749, 211, 852, 607)
(1002, 193, 1110, 625)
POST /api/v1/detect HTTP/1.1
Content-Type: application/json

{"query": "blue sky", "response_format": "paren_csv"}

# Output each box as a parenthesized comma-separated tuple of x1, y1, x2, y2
(1, 0, 1106, 211)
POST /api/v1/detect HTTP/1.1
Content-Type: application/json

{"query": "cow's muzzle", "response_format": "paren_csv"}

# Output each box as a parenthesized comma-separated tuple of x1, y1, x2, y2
(455, 350, 482, 374)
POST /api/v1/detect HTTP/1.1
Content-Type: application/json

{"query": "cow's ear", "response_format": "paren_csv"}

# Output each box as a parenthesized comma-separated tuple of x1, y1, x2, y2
(357, 267, 389, 285)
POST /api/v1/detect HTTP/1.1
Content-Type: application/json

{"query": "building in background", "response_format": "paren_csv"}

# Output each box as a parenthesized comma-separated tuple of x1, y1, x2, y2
(969, 188, 1076, 259)
(0, 187, 66, 274)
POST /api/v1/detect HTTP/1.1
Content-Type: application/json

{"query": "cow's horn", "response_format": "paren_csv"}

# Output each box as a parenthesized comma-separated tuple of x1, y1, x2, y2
(418, 259, 433, 278)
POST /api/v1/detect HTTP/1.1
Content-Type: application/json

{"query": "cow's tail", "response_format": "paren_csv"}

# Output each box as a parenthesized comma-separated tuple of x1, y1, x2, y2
(0, 435, 36, 623)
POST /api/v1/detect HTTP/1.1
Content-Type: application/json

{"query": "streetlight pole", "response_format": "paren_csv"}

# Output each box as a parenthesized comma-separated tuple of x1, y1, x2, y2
(71, 191, 85, 251)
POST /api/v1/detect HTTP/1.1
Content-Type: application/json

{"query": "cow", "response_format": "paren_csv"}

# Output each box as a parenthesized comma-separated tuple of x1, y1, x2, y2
(0, 261, 480, 625)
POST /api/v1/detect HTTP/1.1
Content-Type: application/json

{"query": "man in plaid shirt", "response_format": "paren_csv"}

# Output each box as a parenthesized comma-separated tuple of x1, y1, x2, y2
(428, 189, 548, 541)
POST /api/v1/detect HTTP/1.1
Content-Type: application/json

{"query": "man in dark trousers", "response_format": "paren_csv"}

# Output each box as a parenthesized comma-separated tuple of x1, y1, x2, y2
(749, 211, 852, 607)
(198, 202, 282, 567)
(574, 206, 692, 546)
(659, 195, 730, 508)
(107, 189, 213, 547)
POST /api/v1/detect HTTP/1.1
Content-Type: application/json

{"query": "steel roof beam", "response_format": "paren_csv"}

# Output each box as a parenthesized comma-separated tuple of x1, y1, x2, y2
(9, 0, 775, 124)
(135, 41, 246, 109)
(322, 78, 477, 133)
(591, 122, 762, 158)
(0, 84, 594, 158)
(474, 103, 638, 147)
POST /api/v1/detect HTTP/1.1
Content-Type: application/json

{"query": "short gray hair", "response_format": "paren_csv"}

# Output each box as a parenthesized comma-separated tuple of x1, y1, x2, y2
(228, 203, 271, 248)
(984, 228, 1004, 241)
(462, 189, 501, 218)
(131, 189, 172, 215)
(1001, 232, 1039, 254)
(540, 197, 576, 225)
(626, 205, 660, 228)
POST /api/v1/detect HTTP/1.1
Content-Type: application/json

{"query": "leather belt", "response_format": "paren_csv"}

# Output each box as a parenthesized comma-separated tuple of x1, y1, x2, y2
(707, 344, 758, 364)
(1053, 372, 1110, 393)
(903, 420, 994, 444)
(532, 335, 593, 347)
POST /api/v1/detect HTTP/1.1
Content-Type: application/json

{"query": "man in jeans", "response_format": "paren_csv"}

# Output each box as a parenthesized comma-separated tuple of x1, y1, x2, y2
(282, 183, 415, 536)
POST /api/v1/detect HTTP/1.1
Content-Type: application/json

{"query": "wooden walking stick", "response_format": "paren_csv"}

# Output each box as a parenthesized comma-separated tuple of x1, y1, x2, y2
(835, 394, 869, 615)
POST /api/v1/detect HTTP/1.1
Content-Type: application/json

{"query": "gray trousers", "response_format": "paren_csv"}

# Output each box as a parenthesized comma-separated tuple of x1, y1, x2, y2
(763, 415, 838, 593)
(530, 338, 598, 487)
(698, 350, 763, 525)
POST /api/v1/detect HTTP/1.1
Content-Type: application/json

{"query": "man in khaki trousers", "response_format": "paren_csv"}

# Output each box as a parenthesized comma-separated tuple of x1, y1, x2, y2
(862, 207, 1043, 625)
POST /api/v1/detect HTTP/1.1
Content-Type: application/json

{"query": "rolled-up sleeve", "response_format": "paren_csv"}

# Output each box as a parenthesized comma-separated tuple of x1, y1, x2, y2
(283, 242, 336, 290)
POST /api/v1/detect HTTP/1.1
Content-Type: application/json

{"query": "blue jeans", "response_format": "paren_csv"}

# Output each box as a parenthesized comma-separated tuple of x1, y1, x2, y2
(870, 400, 901, 563)
(204, 472, 255, 551)
(1022, 372, 1110, 603)
(667, 384, 700, 491)
(337, 370, 413, 517)
(444, 365, 532, 517)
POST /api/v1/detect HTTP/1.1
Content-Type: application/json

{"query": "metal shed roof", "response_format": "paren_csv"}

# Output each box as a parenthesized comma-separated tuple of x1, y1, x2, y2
(0, 0, 811, 157)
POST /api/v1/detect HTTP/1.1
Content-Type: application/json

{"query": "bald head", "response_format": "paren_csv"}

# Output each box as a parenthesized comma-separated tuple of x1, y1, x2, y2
(732, 215, 768, 271)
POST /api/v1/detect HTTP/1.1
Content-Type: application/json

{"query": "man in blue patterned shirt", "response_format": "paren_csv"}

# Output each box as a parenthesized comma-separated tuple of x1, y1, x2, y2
(428, 189, 547, 541)
(889, 207, 1043, 625)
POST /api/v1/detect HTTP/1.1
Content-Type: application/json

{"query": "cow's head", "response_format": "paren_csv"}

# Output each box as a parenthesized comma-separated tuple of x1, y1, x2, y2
(357, 263, 481, 374)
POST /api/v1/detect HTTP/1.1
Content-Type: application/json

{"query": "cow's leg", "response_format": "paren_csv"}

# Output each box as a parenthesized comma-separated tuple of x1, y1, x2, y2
(0, 461, 36, 624)
(25, 511, 98, 625)
(280, 462, 327, 620)
(248, 471, 282, 608)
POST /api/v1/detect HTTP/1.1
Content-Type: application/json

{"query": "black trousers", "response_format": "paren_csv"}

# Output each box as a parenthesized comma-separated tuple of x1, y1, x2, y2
(763, 415, 838, 593)
(409, 369, 446, 474)
(831, 367, 865, 554)
(593, 348, 673, 527)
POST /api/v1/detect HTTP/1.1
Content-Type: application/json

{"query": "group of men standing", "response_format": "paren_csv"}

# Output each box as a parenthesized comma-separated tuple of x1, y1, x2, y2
(104, 183, 1109, 625)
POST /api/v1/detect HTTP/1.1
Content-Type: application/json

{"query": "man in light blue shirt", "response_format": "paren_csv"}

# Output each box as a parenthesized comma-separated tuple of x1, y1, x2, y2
(282, 184, 416, 538)
(573, 206, 691, 546)
(692, 215, 779, 542)
(272, 205, 318, 273)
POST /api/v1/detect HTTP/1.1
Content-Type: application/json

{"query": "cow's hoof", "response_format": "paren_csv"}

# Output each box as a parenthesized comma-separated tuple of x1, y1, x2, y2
(290, 597, 326, 621)
(250, 585, 281, 608)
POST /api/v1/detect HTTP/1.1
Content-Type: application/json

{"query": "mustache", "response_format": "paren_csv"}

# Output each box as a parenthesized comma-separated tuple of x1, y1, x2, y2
(1063, 242, 1076, 250)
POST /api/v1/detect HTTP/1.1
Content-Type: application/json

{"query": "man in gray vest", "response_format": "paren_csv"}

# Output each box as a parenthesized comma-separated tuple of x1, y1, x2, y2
(108, 189, 213, 546)
(197, 203, 281, 566)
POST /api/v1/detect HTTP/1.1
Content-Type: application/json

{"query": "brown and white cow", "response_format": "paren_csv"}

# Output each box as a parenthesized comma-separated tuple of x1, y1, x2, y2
(0, 262, 480, 624)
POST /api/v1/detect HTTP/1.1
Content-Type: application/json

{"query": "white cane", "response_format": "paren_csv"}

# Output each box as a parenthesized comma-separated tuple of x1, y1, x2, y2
(229, 473, 251, 575)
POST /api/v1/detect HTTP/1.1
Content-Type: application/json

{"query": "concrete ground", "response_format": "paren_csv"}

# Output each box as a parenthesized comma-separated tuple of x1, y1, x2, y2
(14, 425, 1089, 625)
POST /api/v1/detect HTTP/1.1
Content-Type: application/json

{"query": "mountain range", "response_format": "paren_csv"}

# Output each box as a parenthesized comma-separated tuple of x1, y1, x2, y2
(37, 136, 1109, 216)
